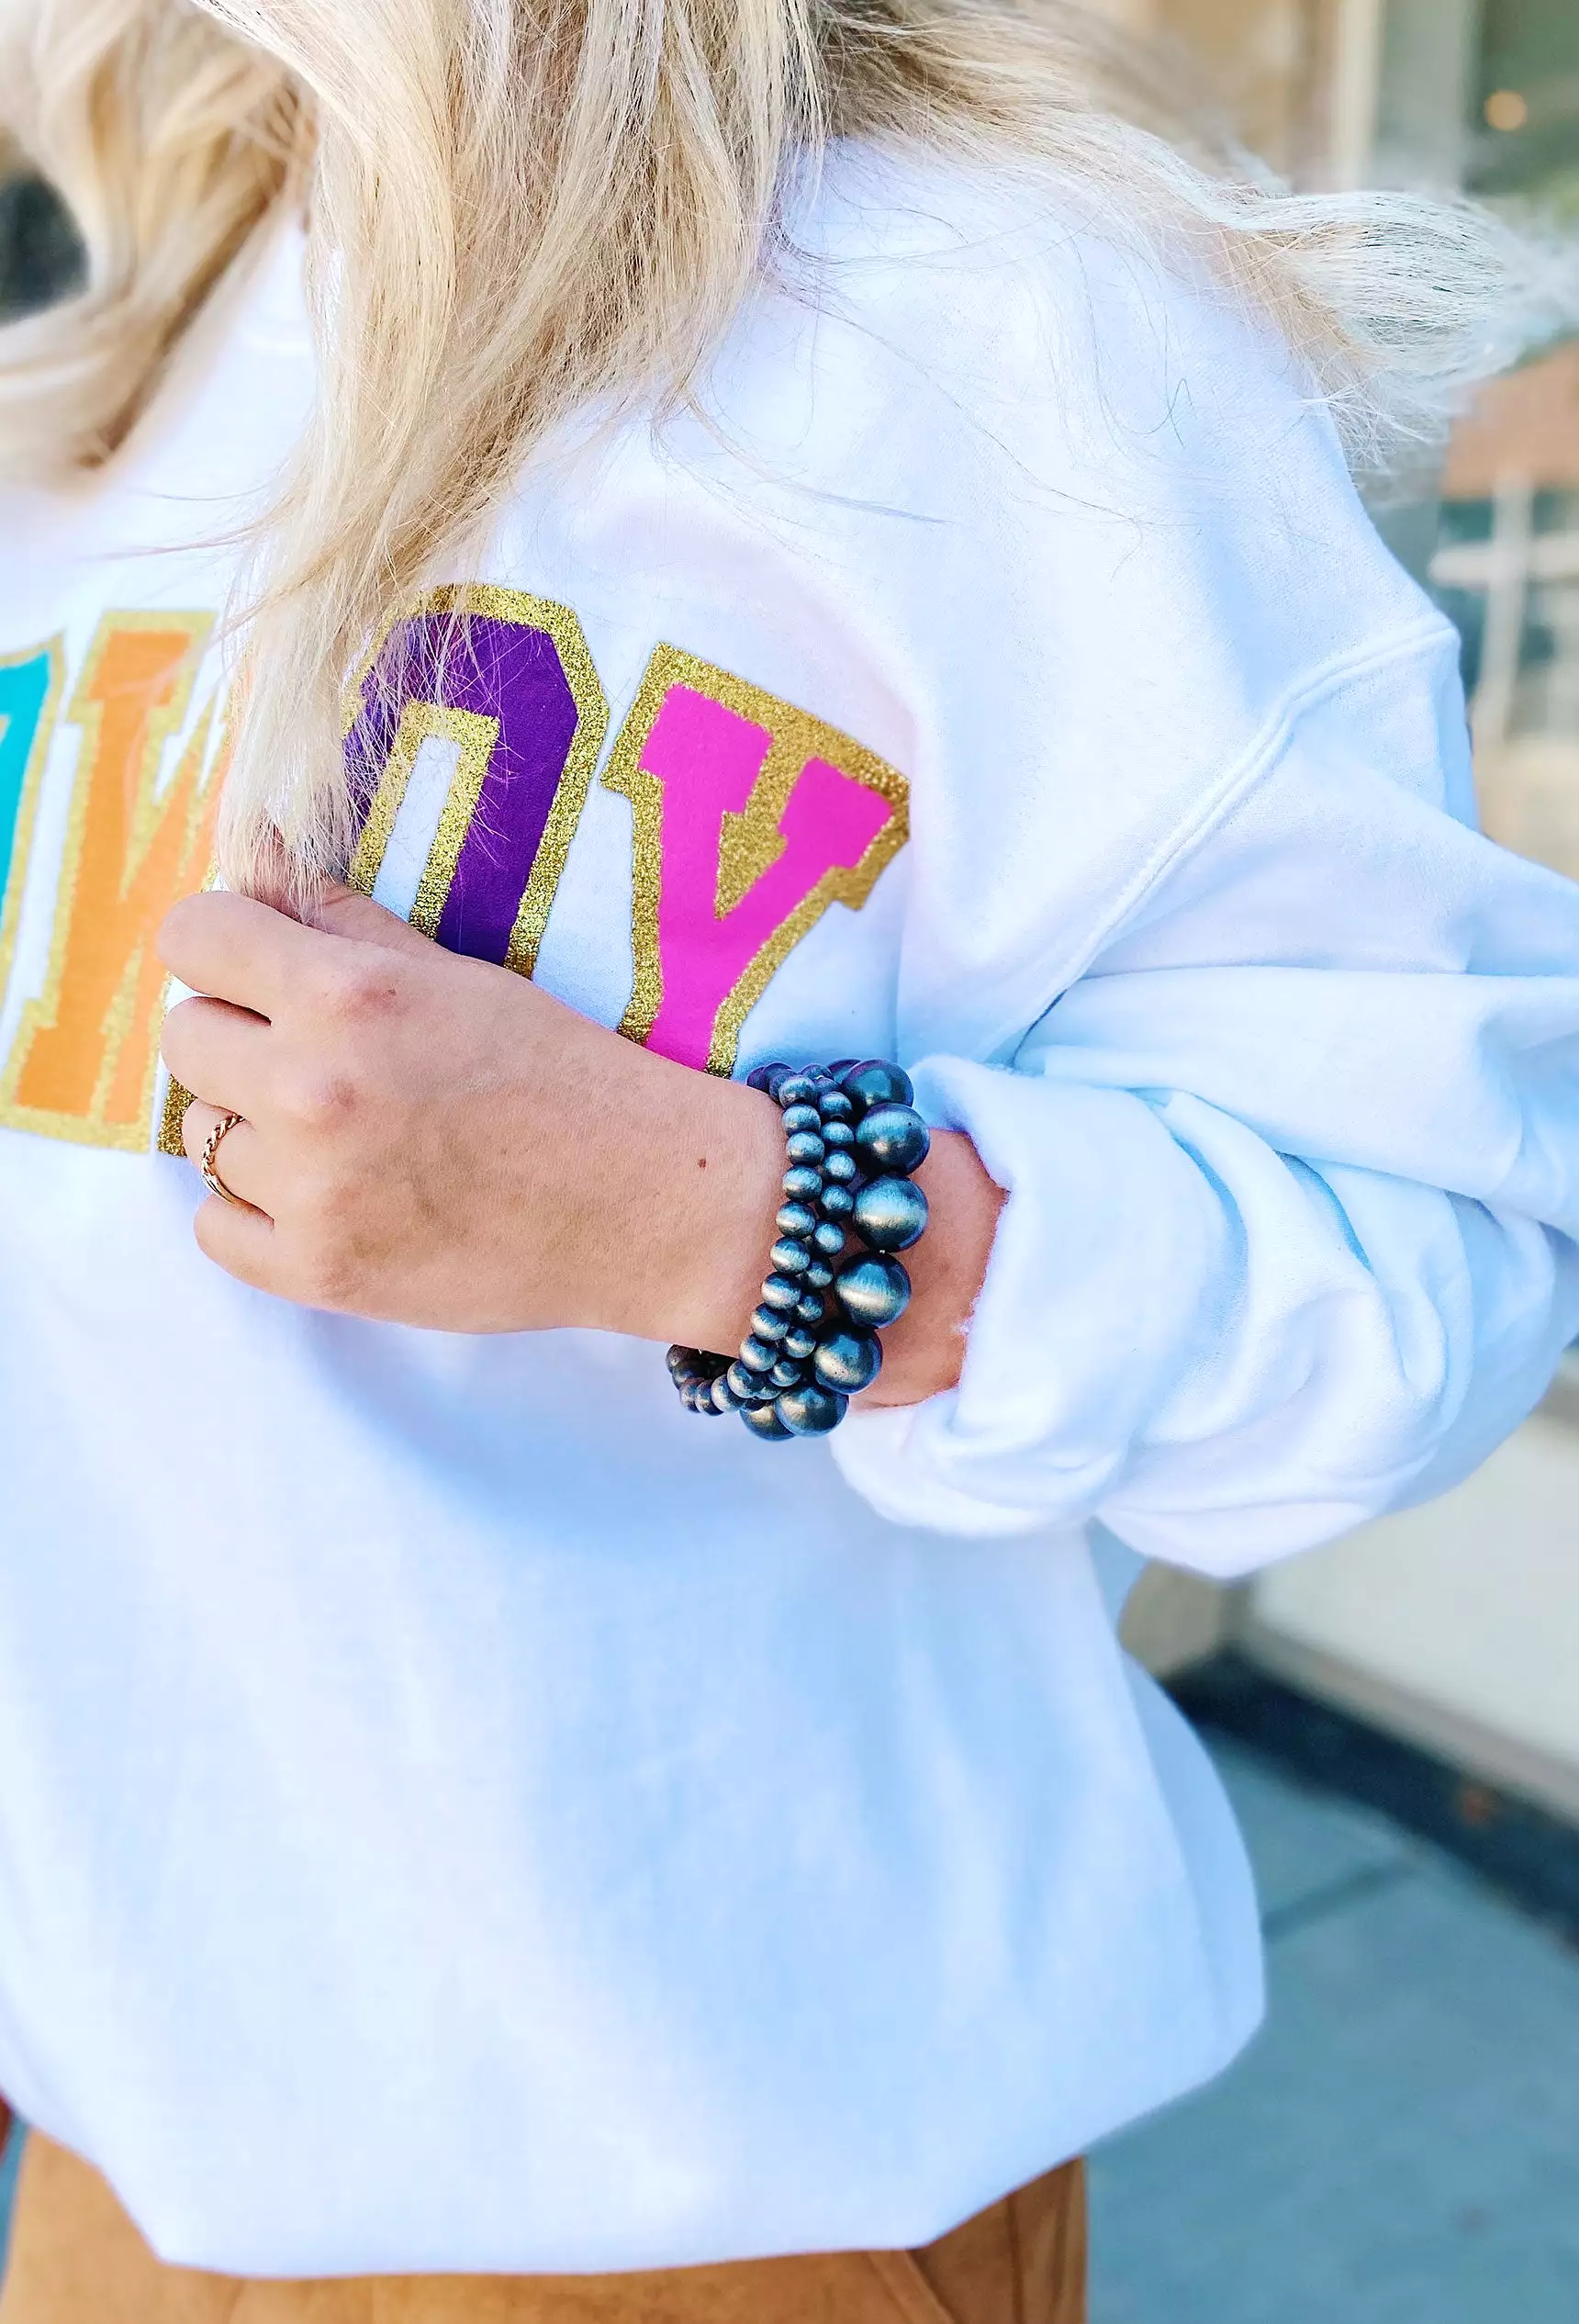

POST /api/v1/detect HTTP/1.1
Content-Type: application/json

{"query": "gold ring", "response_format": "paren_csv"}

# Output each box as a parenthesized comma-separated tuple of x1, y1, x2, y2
(199, 1111, 246, 1207)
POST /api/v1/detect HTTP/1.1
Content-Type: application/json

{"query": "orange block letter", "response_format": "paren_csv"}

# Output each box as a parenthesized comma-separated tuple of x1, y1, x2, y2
(1, 613, 221, 1151)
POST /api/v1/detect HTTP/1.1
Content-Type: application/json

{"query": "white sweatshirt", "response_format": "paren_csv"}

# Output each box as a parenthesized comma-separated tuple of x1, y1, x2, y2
(0, 148, 1575, 2277)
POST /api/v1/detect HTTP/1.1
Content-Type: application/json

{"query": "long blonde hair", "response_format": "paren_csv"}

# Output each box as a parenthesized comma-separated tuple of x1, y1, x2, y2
(2, 0, 1574, 891)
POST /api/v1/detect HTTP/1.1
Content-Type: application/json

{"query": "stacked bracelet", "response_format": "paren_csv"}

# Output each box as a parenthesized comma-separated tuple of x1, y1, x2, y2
(666, 1059, 930, 1442)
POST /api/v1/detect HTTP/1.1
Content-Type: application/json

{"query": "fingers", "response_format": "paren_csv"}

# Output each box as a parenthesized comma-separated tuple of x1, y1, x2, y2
(192, 1184, 281, 1295)
(181, 1101, 273, 1218)
(306, 881, 440, 960)
(158, 892, 332, 1017)
(161, 994, 270, 1115)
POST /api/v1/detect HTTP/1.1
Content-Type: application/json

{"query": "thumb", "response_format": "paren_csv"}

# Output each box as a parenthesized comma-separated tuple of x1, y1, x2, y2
(304, 880, 440, 960)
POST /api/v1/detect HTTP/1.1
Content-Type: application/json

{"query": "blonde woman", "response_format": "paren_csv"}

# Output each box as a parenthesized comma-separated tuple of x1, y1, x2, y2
(1, 2, 1577, 2318)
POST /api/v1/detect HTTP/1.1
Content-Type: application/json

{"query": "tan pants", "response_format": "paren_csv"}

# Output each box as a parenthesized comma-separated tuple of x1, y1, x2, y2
(0, 2137, 1086, 2324)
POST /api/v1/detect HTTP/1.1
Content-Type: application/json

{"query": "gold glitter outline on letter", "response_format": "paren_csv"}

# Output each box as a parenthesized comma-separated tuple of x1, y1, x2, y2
(343, 582, 609, 977)
(347, 700, 500, 937)
(156, 695, 242, 1159)
(0, 611, 218, 1154)
(600, 644, 910, 1076)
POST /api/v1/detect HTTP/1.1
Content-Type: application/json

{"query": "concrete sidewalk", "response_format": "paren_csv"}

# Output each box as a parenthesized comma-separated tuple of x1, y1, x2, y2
(1091, 1737, 1579, 2322)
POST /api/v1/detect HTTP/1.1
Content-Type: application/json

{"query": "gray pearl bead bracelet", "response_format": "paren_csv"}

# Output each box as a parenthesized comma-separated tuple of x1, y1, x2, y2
(666, 1058, 929, 1440)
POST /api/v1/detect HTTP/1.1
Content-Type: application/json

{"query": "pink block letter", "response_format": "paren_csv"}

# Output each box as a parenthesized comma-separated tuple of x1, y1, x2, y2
(639, 685, 896, 1072)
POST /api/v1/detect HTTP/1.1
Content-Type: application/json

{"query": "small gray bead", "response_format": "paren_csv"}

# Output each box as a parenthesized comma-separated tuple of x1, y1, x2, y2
(812, 1220, 846, 1256)
(767, 1356, 805, 1389)
(738, 1335, 778, 1373)
(822, 1119, 856, 1149)
(795, 1291, 827, 1326)
(781, 1325, 819, 1361)
(834, 1253, 912, 1329)
(666, 1345, 689, 1375)
(813, 1330, 883, 1394)
(711, 1374, 745, 1412)
(804, 1258, 834, 1289)
(776, 1383, 849, 1436)
(818, 1089, 855, 1123)
(780, 1103, 822, 1135)
(823, 1150, 857, 1184)
(854, 1102, 931, 1177)
(776, 1202, 819, 1241)
(749, 1306, 790, 1343)
(726, 1359, 772, 1403)
(785, 1130, 825, 1166)
(740, 1400, 795, 1440)
(769, 1238, 812, 1276)
(852, 1175, 929, 1252)
(775, 1072, 820, 1109)
(760, 1273, 802, 1311)
(820, 1183, 855, 1219)
(781, 1165, 822, 1201)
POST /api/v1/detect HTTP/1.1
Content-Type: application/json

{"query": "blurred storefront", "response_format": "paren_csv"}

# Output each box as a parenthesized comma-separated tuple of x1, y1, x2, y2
(1124, 0, 1579, 1831)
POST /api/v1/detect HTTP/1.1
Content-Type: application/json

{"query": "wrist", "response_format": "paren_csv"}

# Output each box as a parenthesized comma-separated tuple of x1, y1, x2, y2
(573, 1043, 785, 1351)
(860, 1131, 1002, 1406)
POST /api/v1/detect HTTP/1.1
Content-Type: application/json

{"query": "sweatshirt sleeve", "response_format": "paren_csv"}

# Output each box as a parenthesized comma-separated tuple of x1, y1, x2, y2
(831, 624, 1579, 1574)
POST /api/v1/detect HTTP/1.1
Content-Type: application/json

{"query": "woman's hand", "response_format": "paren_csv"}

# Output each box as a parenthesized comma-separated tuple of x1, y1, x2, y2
(157, 886, 1000, 1401)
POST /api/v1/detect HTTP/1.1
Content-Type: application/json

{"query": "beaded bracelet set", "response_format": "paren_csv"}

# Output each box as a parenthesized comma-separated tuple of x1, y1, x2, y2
(667, 1060, 930, 1441)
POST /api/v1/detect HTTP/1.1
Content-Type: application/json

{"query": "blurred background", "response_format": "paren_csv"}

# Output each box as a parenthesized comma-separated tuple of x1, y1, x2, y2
(4, 4, 1578, 2318)
(1103, 7, 1579, 2318)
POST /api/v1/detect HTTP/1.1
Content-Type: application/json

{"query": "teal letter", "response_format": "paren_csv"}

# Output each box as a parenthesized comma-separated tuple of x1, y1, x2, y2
(0, 645, 58, 906)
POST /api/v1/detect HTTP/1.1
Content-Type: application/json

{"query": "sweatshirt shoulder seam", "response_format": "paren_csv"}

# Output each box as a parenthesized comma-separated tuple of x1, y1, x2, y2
(1035, 612, 1459, 1008)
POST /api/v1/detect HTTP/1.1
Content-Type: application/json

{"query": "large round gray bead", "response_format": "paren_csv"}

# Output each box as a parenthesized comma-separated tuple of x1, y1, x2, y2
(740, 1400, 795, 1440)
(842, 1061, 914, 1115)
(855, 1103, 930, 1176)
(776, 1383, 849, 1436)
(852, 1175, 929, 1252)
(834, 1253, 912, 1328)
(813, 1330, 883, 1394)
